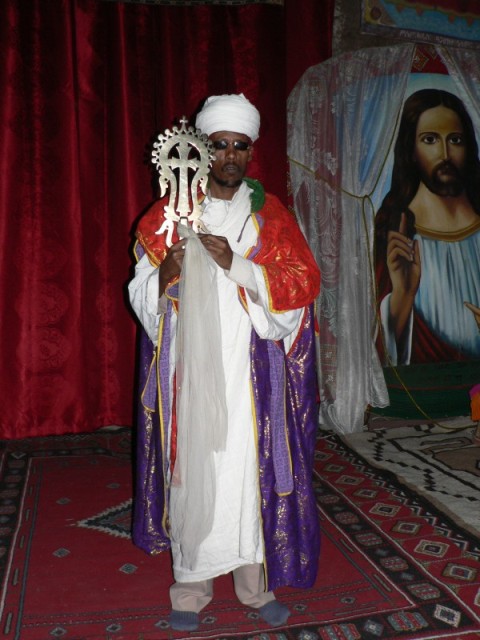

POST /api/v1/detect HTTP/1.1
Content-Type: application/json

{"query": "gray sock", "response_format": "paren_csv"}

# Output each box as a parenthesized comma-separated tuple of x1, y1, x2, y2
(258, 600, 291, 626)
(170, 610, 199, 631)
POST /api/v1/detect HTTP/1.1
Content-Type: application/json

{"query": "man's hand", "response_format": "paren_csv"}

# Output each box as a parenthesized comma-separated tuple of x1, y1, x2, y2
(199, 234, 233, 270)
(159, 239, 186, 296)
(386, 212, 421, 341)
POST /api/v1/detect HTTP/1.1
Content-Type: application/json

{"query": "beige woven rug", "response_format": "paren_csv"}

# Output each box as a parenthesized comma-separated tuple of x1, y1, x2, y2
(341, 418, 480, 536)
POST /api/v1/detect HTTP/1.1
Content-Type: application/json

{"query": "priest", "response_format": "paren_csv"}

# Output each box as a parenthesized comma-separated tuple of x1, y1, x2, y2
(128, 93, 321, 632)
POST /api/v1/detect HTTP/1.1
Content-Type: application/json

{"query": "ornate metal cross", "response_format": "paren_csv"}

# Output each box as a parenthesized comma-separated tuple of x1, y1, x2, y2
(152, 116, 215, 246)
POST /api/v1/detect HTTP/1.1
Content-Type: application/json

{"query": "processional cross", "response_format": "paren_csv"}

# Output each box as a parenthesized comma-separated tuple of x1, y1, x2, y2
(152, 116, 215, 246)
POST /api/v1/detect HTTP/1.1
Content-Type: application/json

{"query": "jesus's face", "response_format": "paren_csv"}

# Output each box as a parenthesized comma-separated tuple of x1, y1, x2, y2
(413, 105, 466, 197)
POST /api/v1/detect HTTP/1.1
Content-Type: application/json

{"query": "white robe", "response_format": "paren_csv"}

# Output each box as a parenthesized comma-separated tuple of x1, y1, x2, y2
(380, 225, 480, 365)
(128, 182, 303, 582)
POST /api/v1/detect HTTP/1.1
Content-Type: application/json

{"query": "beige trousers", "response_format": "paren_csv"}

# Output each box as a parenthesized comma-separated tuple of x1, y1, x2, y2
(170, 562, 275, 613)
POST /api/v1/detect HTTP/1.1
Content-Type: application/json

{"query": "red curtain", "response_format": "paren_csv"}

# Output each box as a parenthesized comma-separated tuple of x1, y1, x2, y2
(0, 0, 332, 439)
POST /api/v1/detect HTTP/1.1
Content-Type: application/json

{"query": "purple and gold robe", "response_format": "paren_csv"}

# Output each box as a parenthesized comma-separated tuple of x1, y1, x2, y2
(131, 182, 321, 590)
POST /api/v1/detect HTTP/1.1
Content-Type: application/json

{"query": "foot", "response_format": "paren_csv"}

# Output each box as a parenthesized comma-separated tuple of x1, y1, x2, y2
(170, 610, 199, 631)
(258, 600, 290, 627)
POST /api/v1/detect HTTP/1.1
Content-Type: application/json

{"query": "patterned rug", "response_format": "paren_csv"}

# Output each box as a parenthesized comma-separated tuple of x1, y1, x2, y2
(0, 427, 479, 639)
(343, 419, 480, 536)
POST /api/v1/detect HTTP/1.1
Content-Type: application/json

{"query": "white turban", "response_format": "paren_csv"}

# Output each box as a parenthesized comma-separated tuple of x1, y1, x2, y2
(195, 93, 260, 142)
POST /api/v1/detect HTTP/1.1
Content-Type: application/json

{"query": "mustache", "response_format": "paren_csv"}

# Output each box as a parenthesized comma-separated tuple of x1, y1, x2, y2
(434, 160, 462, 177)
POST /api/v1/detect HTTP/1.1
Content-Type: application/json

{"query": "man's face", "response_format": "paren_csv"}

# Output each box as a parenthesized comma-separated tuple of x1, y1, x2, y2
(413, 105, 467, 197)
(208, 131, 253, 194)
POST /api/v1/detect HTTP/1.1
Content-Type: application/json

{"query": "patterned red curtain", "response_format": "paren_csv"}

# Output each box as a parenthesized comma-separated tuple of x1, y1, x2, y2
(0, 0, 332, 438)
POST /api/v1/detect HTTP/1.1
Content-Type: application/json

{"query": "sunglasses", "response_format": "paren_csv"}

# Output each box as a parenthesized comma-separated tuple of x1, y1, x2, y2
(211, 139, 250, 151)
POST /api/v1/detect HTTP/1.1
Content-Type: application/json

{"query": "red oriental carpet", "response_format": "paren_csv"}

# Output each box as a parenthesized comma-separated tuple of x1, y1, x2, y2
(0, 428, 479, 639)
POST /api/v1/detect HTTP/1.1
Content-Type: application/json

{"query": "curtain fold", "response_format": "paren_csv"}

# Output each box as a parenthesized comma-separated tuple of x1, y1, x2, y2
(287, 44, 417, 433)
(439, 47, 480, 133)
(0, 0, 332, 438)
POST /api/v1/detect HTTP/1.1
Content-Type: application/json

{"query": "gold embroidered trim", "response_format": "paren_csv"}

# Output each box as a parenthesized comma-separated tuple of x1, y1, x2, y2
(416, 218, 480, 242)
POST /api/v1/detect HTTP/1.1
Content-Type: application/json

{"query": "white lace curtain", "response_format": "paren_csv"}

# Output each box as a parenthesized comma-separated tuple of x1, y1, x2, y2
(287, 44, 480, 434)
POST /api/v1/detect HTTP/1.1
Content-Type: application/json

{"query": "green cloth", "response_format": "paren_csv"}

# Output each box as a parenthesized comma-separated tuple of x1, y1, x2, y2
(372, 361, 479, 419)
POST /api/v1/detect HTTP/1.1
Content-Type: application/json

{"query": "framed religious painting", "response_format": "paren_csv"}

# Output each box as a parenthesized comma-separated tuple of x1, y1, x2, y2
(371, 46, 480, 419)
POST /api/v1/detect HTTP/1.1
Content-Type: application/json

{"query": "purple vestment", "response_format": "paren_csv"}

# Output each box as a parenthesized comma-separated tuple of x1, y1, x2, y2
(132, 247, 321, 589)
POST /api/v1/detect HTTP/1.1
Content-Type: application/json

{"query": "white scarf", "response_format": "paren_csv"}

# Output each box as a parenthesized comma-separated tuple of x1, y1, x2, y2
(169, 221, 228, 570)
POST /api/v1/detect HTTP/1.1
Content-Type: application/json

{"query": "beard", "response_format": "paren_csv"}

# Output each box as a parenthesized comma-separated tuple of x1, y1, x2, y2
(210, 173, 243, 189)
(210, 163, 244, 189)
(420, 160, 465, 197)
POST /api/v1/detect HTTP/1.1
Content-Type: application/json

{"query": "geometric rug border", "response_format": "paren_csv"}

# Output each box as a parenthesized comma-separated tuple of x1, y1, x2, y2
(342, 424, 480, 536)
(312, 431, 480, 639)
(1, 428, 480, 639)
(334, 431, 480, 557)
